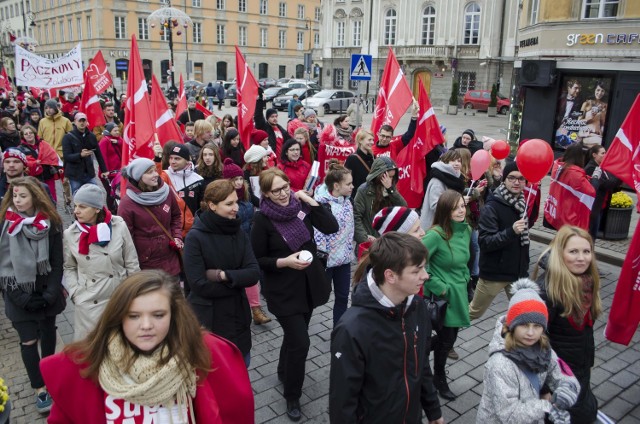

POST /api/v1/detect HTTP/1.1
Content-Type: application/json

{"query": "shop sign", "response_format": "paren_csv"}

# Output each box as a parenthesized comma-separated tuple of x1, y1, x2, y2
(520, 37, 539, 48)
(566, 32, 640, 46)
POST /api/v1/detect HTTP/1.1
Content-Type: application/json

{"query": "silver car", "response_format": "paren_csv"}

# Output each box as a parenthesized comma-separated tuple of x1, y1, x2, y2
(304, 90, 356, 114)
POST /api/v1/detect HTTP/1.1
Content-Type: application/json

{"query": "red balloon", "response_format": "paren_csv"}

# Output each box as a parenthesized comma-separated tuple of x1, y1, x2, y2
(470, 149, 491, 181)
(491, 140, 510, 160)
(516, 139, 554, 183)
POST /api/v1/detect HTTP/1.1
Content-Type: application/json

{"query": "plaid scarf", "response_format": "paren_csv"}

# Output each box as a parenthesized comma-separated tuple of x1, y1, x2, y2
(496, 184, 529, 246)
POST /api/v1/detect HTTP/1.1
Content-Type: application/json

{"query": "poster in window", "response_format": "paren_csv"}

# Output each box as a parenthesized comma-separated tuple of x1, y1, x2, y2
(554, 76, 611, 149)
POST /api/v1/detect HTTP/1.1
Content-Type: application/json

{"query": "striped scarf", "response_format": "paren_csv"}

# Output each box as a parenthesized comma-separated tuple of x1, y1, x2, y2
(496, 184, 529, 246)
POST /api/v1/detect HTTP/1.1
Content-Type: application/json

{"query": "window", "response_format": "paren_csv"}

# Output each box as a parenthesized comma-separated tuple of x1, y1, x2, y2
(239, 0, 246, 12)
(260, 0, 267, 15)
(278, 29, 286, 49)
(530, 0, 539, 24)
(115, 16, 126, 39)
(216, 24, 225, 44)
(384, 9, 397, 45)
(239, 26, 247, 46)
(315, 7, 321, 21)
(260, 28, 268, 47)
(51, 22, 56, 42)
(463, 3, 480, 44)
(333, 68, 344, 88)
(421, 6, 435, 45)
(258, 63, 268, 79)
(279, 65, 286, 78)
(161, 27, 169, 42)
(193, 22, 202, 43)
(77, 17, 82, 39)
(279, 2, 286, 17)
(60, 20, 64, 42)
(458, 72, 476, 94)
(192, 0, 201, 6)
(352, 20, 362, 46)
(336, 21, 345, 47)
(582, 0, 619, 18)
(44, 24, 49, 42)
(314, 32, 320, 48)
(138, 18, 149, 40)
(297, 31, 304, 50)
(216, 0, 224, 9)
(68, 19, 73, 41)
(297, 4, 305, 19)
(86, 16, 92, 38)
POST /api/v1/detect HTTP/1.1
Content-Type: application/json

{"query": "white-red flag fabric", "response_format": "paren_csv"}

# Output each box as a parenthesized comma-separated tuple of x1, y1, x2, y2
(0, 66, 11, 91)
(195, 102, 213, 118)
(84, 51, 113, 95)
(601, 94, 640, 345)
(396, 82, 445, 208)
(235, 46, 259, 149)
(122, 35, 155, 166)
(79, 73, 106, 130)
(370, 48, 413, 138)
(175, 74, 187, 120)
(151, 74, 183, 146)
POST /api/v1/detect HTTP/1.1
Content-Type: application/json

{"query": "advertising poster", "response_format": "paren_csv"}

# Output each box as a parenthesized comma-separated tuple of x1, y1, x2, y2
(554, 75, 612, 149)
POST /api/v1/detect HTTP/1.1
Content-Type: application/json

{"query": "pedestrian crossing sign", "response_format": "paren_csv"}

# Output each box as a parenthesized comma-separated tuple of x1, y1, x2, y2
(350, 54, 372, 81)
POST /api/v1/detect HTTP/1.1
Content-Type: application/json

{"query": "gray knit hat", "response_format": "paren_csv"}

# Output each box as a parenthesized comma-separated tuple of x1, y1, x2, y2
(73, 184, 105, 209)
(244, 145, 269, 164)
(44, 99, 58, 111)
(506, 278, 548, 331)
(103, 122, 117, 136)
(123, 158, 156, 182)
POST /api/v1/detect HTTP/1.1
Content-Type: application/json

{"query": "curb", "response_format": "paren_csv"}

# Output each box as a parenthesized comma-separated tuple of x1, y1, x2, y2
(530, 230, 625, 267)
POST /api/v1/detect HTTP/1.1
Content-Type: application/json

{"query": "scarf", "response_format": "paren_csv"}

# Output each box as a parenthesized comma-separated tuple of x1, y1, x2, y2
(126, 183, 170, 206)
(496, 184, 529, 246)
(430, 163, 466, 193)
(502, 343, 552, 374)
(199, 209, 241, 236)
(259, 194, 311, 251)
(74, 208, 113, 255)
(568, 274, 595, 330)
(336, 125, 353, 142)
(99, 332, 197, 424)
(0, 209, 51, 292)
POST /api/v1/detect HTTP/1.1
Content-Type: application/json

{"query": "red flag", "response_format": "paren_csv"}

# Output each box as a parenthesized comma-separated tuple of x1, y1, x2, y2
(122, 35, 155, 167)
(84, 51, 113, 95)
(396, 81, 445, 208)
(235, 46, 259, 149)
(151, 74, 184, 146)
(195, 102, 212, 118)
(8, 33, 16, 42)
(79, 72, 106, 130)
(175, 74, 187, 119)
(601, 94, 640, 345)
(0, 66, 11, 91)
(370, 48, 413, 138)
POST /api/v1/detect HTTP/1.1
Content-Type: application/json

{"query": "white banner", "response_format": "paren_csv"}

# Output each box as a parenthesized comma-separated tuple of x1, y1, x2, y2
(15, 43, 84, 88)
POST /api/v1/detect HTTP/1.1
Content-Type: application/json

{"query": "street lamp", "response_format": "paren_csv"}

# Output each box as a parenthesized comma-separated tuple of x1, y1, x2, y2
(147, 1, 192, 96)
(304, 19, 313, 81)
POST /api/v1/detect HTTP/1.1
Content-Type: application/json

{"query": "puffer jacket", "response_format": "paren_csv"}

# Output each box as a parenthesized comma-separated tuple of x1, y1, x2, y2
(313, 184, 354, 268)
(63, 216, 140, 340)
(353, 156, 407, 244)
(477, 316, 580, 424)
(278, 159, 311, 192)
(37, 110, 73, 157)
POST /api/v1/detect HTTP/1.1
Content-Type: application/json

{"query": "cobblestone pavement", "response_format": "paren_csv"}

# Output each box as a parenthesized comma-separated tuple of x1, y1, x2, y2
(1, 110, 638, 423)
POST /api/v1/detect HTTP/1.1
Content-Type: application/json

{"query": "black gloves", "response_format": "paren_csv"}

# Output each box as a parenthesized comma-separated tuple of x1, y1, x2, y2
(25, 294, 48, 312)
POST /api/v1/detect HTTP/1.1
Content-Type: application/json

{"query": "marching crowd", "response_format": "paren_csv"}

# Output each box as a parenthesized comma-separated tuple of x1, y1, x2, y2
(0, 84, 613, 423)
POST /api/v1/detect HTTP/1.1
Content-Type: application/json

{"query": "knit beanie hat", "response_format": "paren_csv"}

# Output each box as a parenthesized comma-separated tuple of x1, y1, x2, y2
(244, 145, 269, 164)
(169, 144, 191, 161)
(44, 99, 58, 111)
(123, 158, 156, 182)
(372, 207, 420, 235)
(188, 97, 196, 103)
(506, 278, 548, 331)
(73, 184, 105, 209)
(265, 108, 278, 119)
(303, 109, 316, 118)
(2, 148, 28, 167)
(462, 129, 476, 140)
(250, 129, 269, 145)
(103, 122, 117, 136)
(30, 109, 41, 117)
(222, 158, 243, 179)
(502, 160, 520, 181)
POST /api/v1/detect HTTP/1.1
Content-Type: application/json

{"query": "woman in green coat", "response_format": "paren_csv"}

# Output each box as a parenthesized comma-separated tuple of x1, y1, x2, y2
(422, 189, 471, 401)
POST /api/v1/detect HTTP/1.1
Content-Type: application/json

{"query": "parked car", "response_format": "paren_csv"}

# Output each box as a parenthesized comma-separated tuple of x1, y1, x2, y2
(184, 80, 205, 90)
(280, 81, 322, 90)
(263, 87, 291, 102)
(305, 89, 357, 114)
(258, 78, 277, 88)
(276, 78, 292, 86)
(272, 88, 321, 111)
(462, 90, 510, 114)
(225, 84, 237, 106)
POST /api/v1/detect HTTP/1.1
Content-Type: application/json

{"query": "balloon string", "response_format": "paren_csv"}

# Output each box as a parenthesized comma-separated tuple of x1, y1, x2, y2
(522, 185, 533, 220)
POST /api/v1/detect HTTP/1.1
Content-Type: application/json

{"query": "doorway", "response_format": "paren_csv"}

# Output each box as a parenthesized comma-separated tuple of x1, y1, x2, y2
(413, 70, 432, 99)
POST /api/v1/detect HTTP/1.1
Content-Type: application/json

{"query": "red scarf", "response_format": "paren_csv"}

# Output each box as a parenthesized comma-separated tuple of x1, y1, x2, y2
(75, 209, 113, 254)
(5, 209, 49, 235)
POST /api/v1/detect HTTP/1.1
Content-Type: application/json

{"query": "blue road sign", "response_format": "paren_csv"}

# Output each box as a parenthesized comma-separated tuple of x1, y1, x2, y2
(350, 54, 372, 81)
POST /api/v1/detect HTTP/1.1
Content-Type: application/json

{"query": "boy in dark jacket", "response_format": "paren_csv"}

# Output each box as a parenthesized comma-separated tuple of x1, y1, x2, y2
(330, 233, 443, 424)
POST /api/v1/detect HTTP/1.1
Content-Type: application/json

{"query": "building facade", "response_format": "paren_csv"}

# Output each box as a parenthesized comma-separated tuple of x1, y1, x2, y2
(1, 0, 321, 91)
(513, 0, 640, 149)
(317, 0, 519, 109)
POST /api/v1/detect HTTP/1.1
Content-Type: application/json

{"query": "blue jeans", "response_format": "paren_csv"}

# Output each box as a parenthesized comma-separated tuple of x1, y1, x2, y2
(69, 177, 99, 196)
(326, 263, 352, 326)
(207, 96, 215, 110)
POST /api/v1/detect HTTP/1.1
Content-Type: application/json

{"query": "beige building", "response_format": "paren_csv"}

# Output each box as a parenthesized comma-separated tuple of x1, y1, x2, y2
(2, 0, 321, 89)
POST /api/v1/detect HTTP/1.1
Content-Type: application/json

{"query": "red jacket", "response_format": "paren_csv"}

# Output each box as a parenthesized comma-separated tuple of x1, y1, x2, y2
(372, 136, 404, 160)
(278, 159, 311, 191)
(543, 160, 596, 231)
(99, 135, 124, 173)
(40, 333, 255, 424)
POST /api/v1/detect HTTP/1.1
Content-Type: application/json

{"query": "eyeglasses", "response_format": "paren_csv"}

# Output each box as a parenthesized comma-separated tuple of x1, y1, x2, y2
(506, 176, 527, 183)
(270, 184, 290, 196)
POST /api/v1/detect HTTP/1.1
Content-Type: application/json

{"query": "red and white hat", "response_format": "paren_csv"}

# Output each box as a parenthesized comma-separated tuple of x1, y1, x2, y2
(372, 207, 420, 234)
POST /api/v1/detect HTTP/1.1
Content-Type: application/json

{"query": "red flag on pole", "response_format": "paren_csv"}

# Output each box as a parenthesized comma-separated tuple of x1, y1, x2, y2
(151, 74, 184, 146)
(395, 81, 445, 208)
(79, 73, 106, 130)
(235, 46, 259, 149)
(601, 94, 640, 345)
(195, 102, 212, 118)
(0, 66, 12, 92)
(370, 48, 413, 138)
(122, 35, 155, 167)
(175, 75, 187, 119)
(84, 51, 113, 95)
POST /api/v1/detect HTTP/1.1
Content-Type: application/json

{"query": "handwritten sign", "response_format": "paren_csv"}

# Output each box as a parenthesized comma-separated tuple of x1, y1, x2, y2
(15, 43, 84, 88)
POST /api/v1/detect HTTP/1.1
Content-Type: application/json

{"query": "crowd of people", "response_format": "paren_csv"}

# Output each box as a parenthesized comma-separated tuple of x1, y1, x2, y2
(0, 82, 619, 423)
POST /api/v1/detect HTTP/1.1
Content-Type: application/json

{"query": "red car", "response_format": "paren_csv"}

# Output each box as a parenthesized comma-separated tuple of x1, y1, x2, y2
(463, 90, 510, 114)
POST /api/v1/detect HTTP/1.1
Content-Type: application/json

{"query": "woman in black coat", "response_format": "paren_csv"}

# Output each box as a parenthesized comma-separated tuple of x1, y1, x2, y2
(251, 168, 338, 421)
(183, 179, 260, 366)
(344, 128, 374, 200)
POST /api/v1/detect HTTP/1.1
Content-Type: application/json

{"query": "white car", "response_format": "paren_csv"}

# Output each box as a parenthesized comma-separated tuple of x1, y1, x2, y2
(304, 90, 357, 114)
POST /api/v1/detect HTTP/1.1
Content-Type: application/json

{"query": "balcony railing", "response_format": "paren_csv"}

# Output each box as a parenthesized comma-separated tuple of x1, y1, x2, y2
(392, 45, 452, 59)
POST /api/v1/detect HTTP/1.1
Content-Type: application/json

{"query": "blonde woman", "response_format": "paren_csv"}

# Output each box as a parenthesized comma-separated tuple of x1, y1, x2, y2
(344, 129, 375, 201)
(533, 225, 602, 423)
(185, 120, 215, 162)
